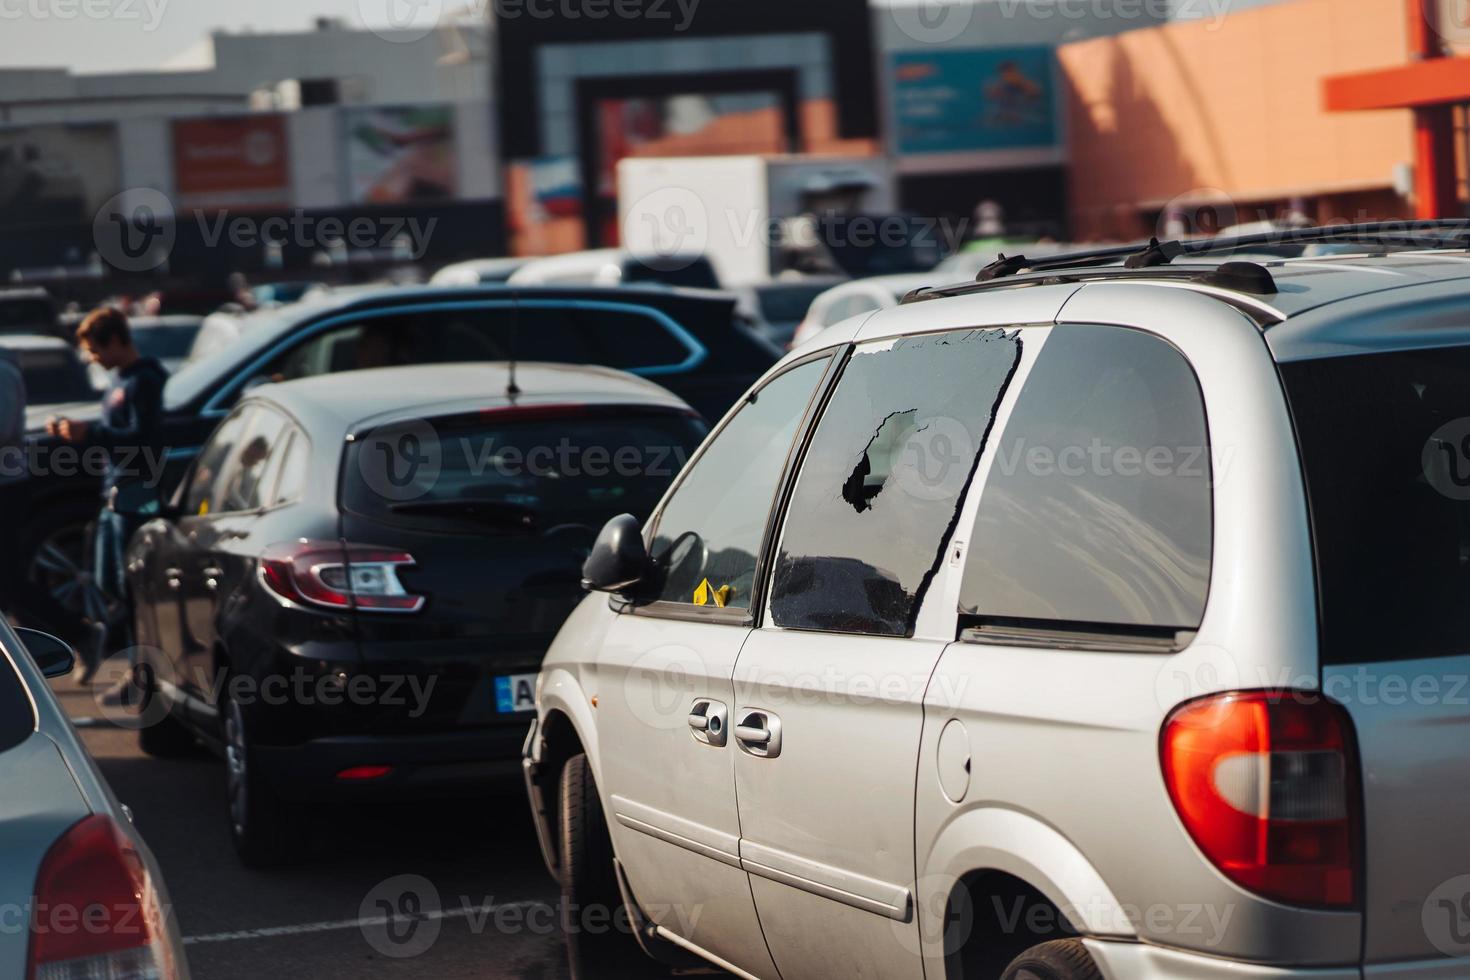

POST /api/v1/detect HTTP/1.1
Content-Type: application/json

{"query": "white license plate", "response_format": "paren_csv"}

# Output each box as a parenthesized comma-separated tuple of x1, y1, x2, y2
(494, 673, 537, 713)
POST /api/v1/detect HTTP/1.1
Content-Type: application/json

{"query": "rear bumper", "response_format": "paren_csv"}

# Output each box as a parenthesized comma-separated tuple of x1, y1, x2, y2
(1089, 939, 1470, 979)
(253, 725, 529, 801)
(1085, 941, 1360, 980)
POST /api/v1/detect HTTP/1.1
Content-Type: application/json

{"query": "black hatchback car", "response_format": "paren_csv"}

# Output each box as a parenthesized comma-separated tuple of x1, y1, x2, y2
(125, 362, 706, 865)
(26, 284, 777, 618)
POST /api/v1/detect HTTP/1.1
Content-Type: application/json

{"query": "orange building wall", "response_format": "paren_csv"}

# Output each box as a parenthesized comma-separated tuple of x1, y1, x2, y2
(1058, 0, 1417, 240)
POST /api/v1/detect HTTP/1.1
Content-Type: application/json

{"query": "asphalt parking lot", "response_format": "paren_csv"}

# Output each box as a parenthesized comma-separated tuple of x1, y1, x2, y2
(53, 674, 707, 980)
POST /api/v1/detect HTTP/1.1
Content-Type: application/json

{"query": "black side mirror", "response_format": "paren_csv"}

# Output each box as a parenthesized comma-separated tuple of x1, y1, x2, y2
(16, 628, 75, 679)
(581, 514, 650, 594)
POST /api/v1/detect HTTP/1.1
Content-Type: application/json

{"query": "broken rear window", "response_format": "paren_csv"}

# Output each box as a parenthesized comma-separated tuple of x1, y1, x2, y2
(770, 328, 1023, 635)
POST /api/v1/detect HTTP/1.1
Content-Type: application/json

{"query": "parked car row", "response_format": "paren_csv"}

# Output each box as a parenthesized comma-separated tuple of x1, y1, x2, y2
(23, 224, 1470, 980)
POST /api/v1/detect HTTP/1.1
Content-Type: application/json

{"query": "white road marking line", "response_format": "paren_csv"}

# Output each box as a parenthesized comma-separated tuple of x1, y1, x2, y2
(183, 901, 547, 946)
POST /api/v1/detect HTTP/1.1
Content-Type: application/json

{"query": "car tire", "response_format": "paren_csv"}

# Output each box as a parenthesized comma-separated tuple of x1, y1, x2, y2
(135, 665, 196, 759)
(1000, 939, 1104, 980)
(19, 497, 100, 618)
(558, 753, 647, 979)
(223, 690, 299, 868)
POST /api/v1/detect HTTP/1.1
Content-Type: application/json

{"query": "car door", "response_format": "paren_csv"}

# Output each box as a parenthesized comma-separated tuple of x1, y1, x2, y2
(593, 354, 834, 978)
(731, 327, 1025, 980)
(179, 404, 291, 711)
(145, 406, 251, 699)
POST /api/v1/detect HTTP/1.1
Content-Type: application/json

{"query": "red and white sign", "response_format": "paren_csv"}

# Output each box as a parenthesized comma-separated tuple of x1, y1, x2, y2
(172, 115, 291, 210)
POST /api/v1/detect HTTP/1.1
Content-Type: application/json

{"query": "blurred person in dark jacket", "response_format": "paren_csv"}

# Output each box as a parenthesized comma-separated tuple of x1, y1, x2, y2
(48, 307, 168, 678)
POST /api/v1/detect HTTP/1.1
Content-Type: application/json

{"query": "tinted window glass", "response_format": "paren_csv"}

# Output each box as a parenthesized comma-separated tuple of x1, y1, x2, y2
(0, 641, 35, 755)
(264, 307, 688, 390)
(1281, 347, 1470, 664)
(516, 307, 689, 370)
(771, 330, 1022, 635)
(217, 406, 288, 513)
(185, 409, 248, 517)
(271, 431, 308, 506)
(343, 409, 706, 534)
(960, 326, 1212, 630)
(650, 358, 829, 609)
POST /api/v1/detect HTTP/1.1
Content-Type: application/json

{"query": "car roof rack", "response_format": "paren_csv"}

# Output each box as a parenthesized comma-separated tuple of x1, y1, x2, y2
(904, 220, 1470, 305)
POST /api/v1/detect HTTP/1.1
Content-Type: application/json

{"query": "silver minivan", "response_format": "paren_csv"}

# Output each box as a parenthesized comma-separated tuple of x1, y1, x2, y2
(524, 226, 1470, 979)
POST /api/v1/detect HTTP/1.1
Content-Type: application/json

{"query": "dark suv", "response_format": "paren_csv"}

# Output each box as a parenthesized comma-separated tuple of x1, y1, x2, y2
(126, 361, 706, 865)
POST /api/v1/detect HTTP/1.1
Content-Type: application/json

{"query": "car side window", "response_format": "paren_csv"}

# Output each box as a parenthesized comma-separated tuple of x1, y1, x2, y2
(959, 325, 1212, 630)
(268, 430, 309, 506)
(260, 306, 689, 394)
(769, 328, 1023, 636)
(516, 307, 690, 371)
(215, 406, 289, 513)
(184, 408, 249, 517)
(647, 357, 830, 611)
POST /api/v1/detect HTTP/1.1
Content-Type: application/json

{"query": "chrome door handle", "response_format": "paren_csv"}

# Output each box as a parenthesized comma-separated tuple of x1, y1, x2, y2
(203, 566, 223, 591)
(734, 709, 782, 759)
(689, 698, 728, 747)
(164, 567, 182, 590)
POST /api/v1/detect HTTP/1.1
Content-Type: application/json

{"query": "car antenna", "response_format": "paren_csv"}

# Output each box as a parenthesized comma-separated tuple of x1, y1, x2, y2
(506, 292, 522, 399)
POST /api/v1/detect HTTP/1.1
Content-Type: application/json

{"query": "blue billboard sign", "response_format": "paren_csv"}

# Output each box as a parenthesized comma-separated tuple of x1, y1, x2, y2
(892, 47, 1058, 156)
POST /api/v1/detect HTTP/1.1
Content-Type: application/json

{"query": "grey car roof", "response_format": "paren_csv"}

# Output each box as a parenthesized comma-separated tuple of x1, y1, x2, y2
(0, 334, 69, 351)
(243, 361, 693, 440)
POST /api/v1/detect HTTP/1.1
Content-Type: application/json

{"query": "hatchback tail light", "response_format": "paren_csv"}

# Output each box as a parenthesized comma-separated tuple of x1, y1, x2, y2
(261, 540, 423, 613)
(1161, 691, 1360, 908)
(28, 814, 176, 980)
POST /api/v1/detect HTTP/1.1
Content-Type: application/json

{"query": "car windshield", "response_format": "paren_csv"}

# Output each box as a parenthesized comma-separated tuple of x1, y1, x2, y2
(342, 408, 707, 532)
(164, 306, 298, 409)
(1280, 345, 1470, 664)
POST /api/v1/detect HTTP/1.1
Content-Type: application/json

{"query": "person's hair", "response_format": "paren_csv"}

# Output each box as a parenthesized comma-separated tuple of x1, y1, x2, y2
(76, 306, 131, 349)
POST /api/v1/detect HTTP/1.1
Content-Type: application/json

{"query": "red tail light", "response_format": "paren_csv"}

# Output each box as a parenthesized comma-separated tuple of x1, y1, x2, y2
(336, 765, 393, 781)
(261, 540, 423, 613)
(28, 814, 176, 980)
(1161, 691, 1360, 908)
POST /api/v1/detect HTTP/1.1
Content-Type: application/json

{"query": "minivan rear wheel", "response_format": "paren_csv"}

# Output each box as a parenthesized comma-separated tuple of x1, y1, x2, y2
(558, 753, 646, 979)
(1000, 939, 1103, 980)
